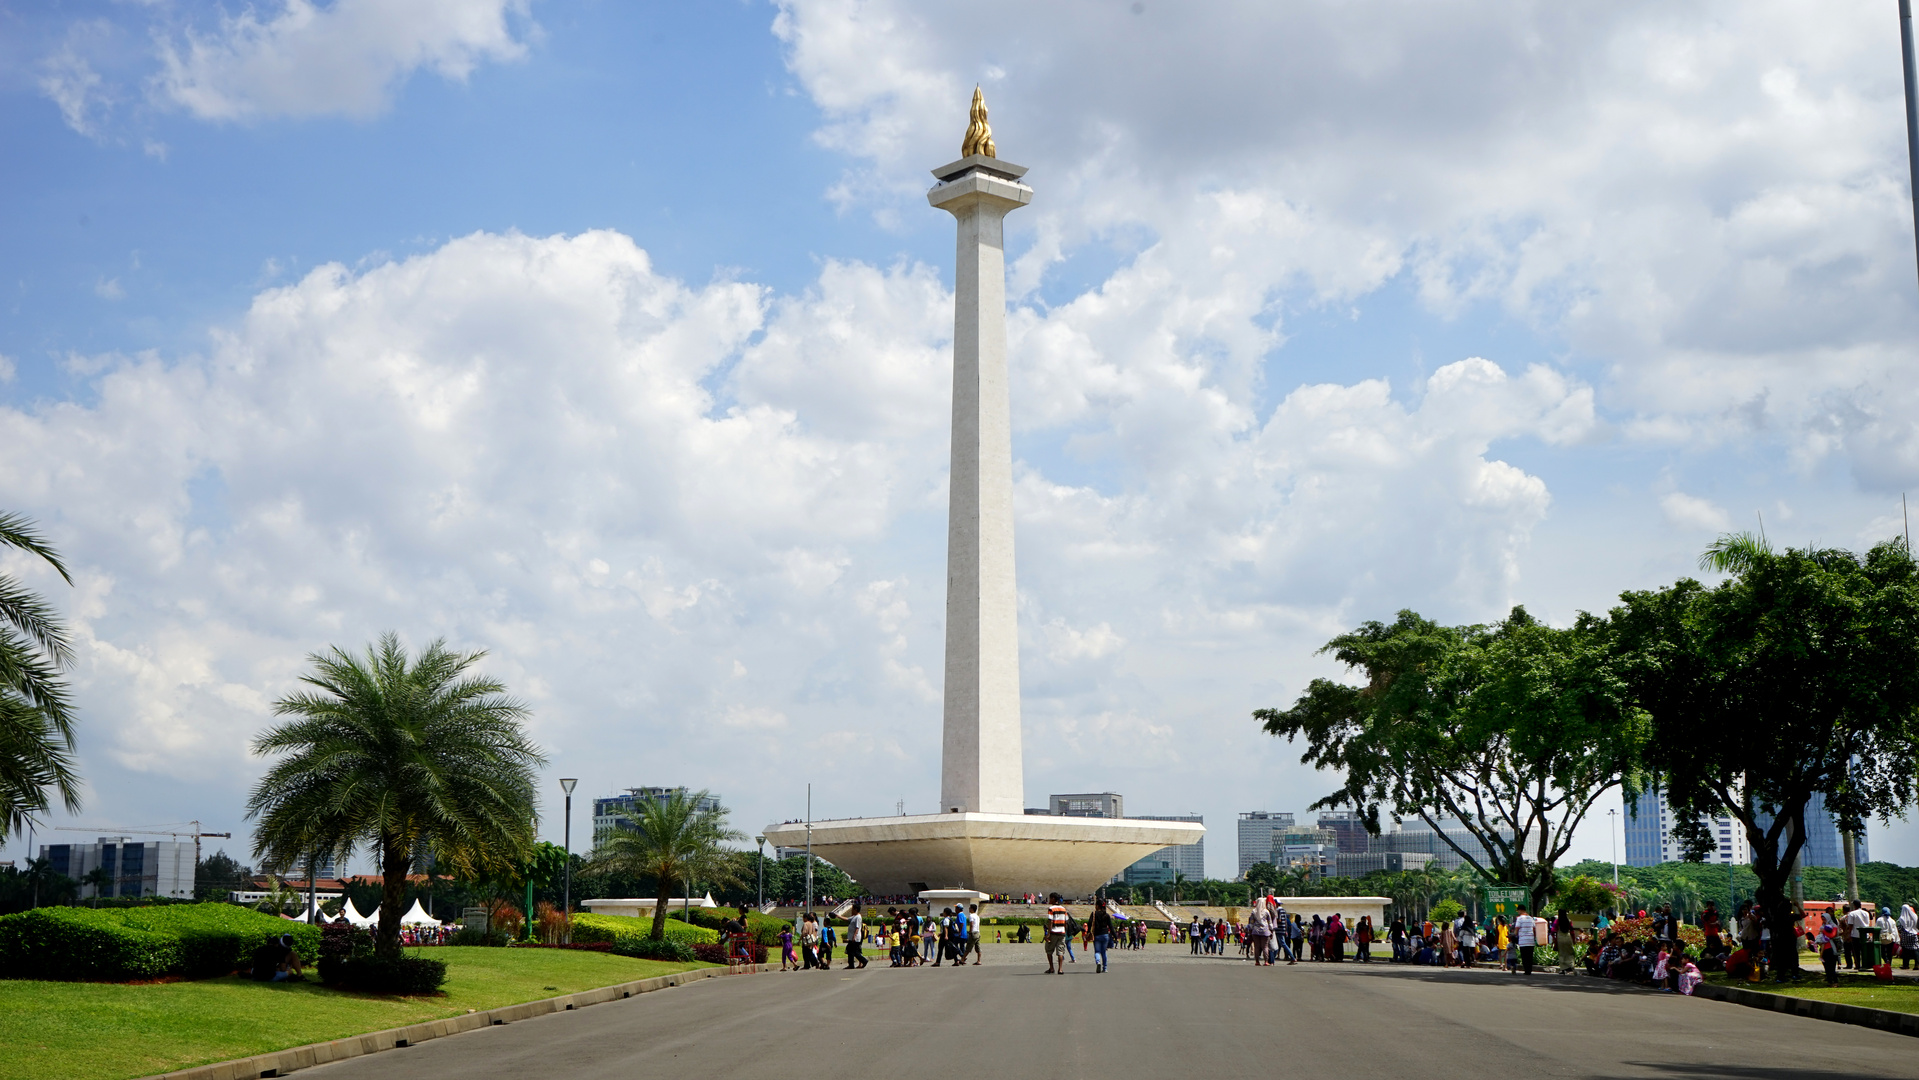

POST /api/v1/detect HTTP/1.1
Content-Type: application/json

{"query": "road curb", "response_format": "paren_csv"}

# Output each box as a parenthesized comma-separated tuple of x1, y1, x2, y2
(1692, 980, 1919, 1038)
(142, 963, 773, 1080)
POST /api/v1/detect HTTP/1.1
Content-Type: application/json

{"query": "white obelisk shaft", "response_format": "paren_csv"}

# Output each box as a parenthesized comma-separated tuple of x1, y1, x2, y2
(930, 160, 1032, 816)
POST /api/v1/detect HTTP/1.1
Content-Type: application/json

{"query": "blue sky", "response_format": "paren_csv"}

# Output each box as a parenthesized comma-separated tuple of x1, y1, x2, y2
(4, 0, 1919, 878)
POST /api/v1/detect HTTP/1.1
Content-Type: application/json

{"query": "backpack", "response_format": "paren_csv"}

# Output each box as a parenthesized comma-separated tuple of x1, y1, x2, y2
(1066, 915, 1081, 937)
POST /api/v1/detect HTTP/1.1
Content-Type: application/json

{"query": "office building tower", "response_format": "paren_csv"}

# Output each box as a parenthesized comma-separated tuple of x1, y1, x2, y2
(1048, 792, 1125, 819)
(1236, 811, 1295, 878)
(593, 787, 722, 836)
(40, 838, 195, 899)
(1118, 814, 1204, 885)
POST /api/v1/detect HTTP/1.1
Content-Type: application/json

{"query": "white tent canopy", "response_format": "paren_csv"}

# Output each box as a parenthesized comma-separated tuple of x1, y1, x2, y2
(399, 900, 438, 926)
(342, 899, 378, 928)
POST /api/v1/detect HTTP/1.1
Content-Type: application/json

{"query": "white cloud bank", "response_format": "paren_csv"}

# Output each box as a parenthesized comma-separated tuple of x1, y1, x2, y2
(774, 0, 1919, 490)
(0, 230, 1581, 834)
(157, 0, 530, 120)
(36, 0, 532, 129)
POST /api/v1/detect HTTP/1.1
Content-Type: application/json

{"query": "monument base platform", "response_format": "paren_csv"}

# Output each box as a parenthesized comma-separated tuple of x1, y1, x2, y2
(761, 813, 1205, 898)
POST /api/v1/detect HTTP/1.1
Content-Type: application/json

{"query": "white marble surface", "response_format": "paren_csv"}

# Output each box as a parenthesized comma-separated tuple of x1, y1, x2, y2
(764, 812, 1202, 897)
(929, 163, 1032, 817)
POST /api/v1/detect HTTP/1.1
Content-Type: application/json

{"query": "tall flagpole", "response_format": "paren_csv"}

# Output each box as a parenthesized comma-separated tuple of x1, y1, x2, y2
(1901, 0, 1919, 287)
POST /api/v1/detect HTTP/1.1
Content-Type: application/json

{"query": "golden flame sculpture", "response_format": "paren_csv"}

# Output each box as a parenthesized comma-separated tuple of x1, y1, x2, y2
(961, 85, 997, 159)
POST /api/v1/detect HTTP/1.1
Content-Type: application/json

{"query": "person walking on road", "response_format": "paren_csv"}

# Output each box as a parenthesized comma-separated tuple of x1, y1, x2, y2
(1092, 897, 1116, 973)
(1045, 893, 1071, 975)
(1899, 903, 1919, 970)
(968, 904, 984, 965)
(844, 904, 867, 969)
(1513, 905, 1538, 975)
(1554, 910, 1576, 974)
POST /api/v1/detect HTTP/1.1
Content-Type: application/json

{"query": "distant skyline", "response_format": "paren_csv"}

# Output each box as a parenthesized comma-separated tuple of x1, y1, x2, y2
(4, 2, 1919, 879)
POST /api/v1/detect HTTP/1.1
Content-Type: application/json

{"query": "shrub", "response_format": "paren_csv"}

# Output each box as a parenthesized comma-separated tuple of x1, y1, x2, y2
(0, 904, 317, 982)
(614, 937, 695, 963)
(1429, 899, 1464, 924)
(118, 905, 318, 978)
(570, 912, 717, 949)
(318, 922, 372, 984)
(329, 954, 447, 995)
(0, 908, 179, 981)
(1556, 876, 1615, 916)
(1608, 915, 1705, 950)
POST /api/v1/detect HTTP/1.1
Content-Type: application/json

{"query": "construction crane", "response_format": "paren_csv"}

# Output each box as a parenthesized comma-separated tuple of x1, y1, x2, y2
(49, 822, 234, 893)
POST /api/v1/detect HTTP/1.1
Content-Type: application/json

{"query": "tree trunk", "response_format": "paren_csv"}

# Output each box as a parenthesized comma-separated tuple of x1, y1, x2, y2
(1750, 809, 1805, 980)
(650, 877, 672, 941)
(378, 840, 409, 958)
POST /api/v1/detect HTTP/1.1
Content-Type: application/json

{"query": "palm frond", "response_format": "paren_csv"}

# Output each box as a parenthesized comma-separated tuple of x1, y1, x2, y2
(1698, 532, 1772, 575)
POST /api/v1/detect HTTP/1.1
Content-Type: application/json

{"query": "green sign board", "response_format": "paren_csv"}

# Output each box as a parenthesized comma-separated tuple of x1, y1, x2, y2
(1482, 887, 1529, 918)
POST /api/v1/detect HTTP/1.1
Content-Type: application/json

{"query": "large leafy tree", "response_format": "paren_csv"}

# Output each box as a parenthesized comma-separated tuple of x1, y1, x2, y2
(247, 634, 545, 956)
(1258, 607, 1644, 909)
(1612, 534, 1919, 976)
(0, 512, 79, 837)
(587, 788, 744, 940)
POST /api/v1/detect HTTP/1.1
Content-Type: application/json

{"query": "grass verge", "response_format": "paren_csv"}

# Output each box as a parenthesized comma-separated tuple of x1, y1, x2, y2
(1, 947, 711, 1080)
(1705, 972, 1919, 1014)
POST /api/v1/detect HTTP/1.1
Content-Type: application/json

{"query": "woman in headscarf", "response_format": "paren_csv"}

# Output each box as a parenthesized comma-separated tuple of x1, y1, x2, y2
(1899, 903, 1919, 970)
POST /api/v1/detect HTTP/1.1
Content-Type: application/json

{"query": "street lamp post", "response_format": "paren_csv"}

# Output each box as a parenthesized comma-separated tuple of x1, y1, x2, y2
(755, 835, 766, 910)
(1607, 808, 1619, 889)
(560, 778, 578, 945)
(804, 783, 814, 915)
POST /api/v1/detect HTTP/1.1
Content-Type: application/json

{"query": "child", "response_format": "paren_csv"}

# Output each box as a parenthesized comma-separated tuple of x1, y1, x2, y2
(780, 925, 796, 971)
(1818, 923, 1841, 986)
(1677, 958, 1702, 996)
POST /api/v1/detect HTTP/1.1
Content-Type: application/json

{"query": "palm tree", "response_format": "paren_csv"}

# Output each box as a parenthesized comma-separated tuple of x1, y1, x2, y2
(586, 788, 744, 940)
(1170, 870, 1189, 904)
(1279, 864, 1314, 897)
(81, 866, 113, 904)
(247, 634, 545, 957)
(0, 512, 79, 838)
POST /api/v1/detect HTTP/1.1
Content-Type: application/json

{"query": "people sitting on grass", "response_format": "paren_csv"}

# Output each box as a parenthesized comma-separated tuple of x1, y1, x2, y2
(250, 933, 305, 982)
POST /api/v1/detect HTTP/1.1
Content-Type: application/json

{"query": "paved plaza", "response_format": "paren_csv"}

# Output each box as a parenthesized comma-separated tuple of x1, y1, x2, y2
(304, 951, 1914, 1080)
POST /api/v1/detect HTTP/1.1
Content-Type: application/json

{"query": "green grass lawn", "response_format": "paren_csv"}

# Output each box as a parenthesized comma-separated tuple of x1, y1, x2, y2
(0, 947, 711, 1080)
(1706, 972, 1919, 1014)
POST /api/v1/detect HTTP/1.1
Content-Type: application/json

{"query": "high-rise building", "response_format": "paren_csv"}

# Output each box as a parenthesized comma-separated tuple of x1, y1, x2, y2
(1048, 792, 1124, 818)
(1317, 810, 1370, 856)
(593, 787, 722, 837)
(1752, 791, 1869, 869)
(1330, 851, 1433, 878)
(1117, 814, 1204, 885)
(41, 838, 194, 899)
(1370, 819, 1512, 873)
(1273, 826, 1337, 878)
(1236, 811, 1295, 878)
(1627, 788, 1864, 868)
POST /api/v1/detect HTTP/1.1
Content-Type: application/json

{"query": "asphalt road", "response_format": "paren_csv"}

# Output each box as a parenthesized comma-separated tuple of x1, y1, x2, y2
(305, 955, 1915, 1080)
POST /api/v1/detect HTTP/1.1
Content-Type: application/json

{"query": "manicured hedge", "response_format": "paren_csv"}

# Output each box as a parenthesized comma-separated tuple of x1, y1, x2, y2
(570, 911, 716, 962)
(573, 912, 718, 944)
(668, 907, 788, 947)
(0, 904, 319, 982)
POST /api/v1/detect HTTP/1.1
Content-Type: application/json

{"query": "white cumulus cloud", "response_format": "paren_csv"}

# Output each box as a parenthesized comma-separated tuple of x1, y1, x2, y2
(156, 0, 532, 121)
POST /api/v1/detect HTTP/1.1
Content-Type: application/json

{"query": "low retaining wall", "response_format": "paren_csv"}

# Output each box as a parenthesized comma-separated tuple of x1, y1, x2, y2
(145, 963, 771, 1080)
(1693, 981, 1919, 1038)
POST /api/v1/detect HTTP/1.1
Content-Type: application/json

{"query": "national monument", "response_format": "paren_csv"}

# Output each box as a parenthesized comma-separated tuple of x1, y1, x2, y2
(761, 92, 1204, 896)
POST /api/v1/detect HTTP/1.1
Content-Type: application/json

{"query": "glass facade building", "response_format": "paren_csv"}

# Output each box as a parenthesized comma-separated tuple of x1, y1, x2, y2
(592, 787, 723, 837)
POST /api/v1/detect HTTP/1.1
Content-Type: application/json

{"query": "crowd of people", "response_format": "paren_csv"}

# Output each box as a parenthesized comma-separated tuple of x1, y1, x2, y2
(733, 889, 1919, 990)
